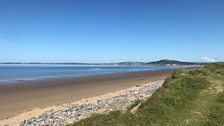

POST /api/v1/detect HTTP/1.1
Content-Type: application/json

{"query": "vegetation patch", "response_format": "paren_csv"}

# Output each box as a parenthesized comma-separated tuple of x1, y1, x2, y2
(206, 93, 224, 126)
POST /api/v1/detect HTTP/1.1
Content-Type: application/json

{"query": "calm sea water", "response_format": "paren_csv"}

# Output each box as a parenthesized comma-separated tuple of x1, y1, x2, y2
(0, 64, 189, 83)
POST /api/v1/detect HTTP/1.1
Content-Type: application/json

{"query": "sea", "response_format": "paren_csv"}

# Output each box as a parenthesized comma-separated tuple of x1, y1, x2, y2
(0, 64, 192, 83)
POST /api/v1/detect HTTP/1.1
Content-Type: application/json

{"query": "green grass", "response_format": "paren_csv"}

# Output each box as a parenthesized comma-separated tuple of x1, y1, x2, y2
(206, 93, 224, 126)
(136, 75, 209, 126)
(70, 64, 224, 126)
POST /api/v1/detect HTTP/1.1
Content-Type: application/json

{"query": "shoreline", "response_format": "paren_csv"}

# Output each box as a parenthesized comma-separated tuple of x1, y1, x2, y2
(0, 66, 198, 85)
(1, 80, 165, 126)
(0, 69, 172, 121)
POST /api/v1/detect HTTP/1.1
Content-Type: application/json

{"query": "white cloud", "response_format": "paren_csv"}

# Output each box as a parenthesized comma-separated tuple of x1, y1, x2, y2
(199, 57, 217, 62)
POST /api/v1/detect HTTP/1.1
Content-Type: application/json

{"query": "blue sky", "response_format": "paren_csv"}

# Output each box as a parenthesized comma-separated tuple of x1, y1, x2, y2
(0, 0, 223, 63)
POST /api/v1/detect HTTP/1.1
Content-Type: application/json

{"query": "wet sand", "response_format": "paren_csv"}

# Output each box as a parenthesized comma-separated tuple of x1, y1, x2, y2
(0, 69, 172, 119)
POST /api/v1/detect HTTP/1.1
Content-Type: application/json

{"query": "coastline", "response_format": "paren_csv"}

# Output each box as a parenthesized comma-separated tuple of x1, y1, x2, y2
(1, 80, 165, 126)
(0, 69, 172, 122)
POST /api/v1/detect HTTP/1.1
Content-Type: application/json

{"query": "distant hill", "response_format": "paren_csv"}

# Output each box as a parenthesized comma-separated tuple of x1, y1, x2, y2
(146, 59, 200, 66)
(1, 59, 222, 66)
(107, 59, 201, 66)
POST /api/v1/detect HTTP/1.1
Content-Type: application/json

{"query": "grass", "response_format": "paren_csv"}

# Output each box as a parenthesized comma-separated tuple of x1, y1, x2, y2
(206, 93, 224, 126)
(70, 64, 224, 126)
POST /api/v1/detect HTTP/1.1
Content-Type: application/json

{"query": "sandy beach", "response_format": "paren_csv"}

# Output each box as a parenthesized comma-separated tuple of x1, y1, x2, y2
(0, 69, 172, 121)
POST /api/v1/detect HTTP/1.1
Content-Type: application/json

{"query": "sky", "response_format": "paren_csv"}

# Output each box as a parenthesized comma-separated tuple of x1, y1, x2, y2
(0, 0, 223, 63)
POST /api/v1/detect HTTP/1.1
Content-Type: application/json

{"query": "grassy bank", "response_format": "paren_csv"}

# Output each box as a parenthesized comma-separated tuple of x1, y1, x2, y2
(70, 64, 224, 126)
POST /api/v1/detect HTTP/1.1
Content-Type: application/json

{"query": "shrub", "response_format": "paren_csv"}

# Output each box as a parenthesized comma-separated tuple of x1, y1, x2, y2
(189, 68, 210, 76)
(205, 63, 224, 72)
(216, 70, 224, 76)
(171, 69, 186, 79)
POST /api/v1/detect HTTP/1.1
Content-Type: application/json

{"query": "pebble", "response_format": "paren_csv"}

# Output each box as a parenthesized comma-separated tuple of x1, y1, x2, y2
(20, 80, 164, 126)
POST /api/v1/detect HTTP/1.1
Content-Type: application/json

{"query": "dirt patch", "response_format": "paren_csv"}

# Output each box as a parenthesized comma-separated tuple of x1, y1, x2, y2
(208, 79, 224, 93)
(130, 102, 142, 114)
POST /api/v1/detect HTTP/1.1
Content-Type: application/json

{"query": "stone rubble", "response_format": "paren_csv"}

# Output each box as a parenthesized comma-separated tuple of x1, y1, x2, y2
(20, 80, 164, 126)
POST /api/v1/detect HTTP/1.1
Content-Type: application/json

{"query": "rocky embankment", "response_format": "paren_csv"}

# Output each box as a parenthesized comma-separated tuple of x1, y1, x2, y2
(20, 80, 164, 126)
